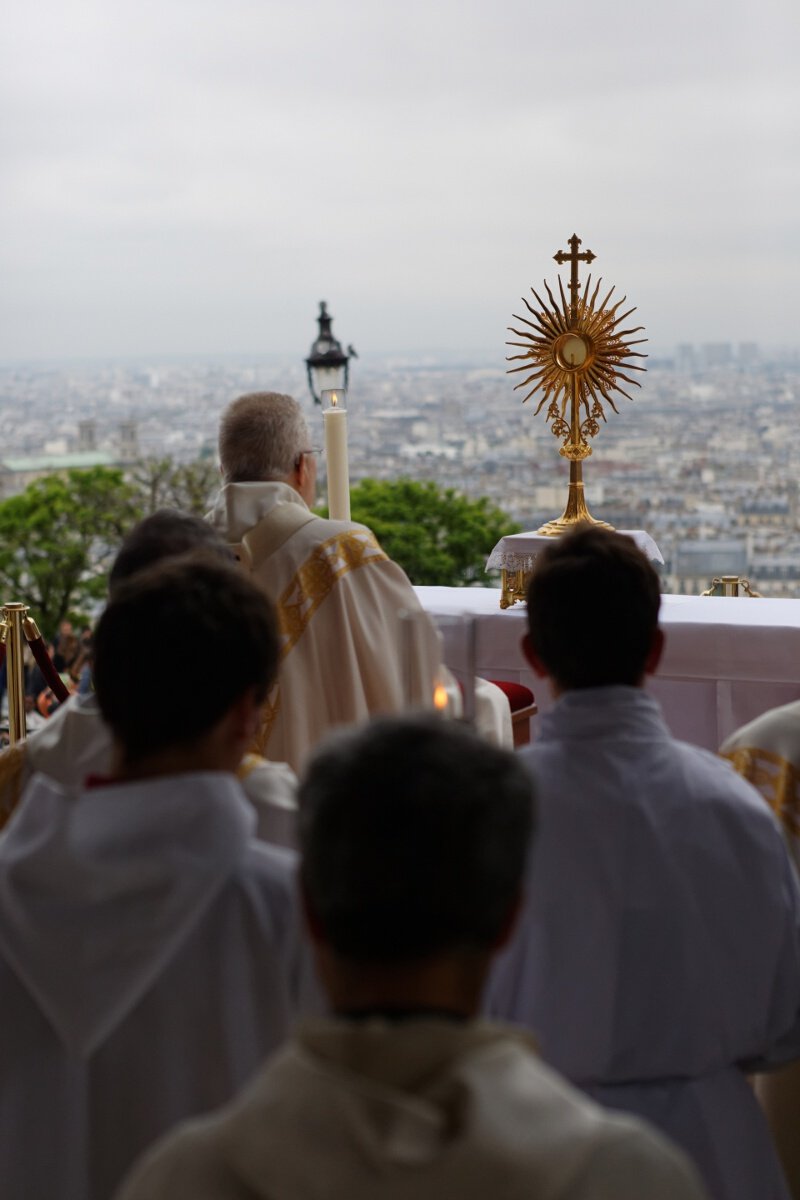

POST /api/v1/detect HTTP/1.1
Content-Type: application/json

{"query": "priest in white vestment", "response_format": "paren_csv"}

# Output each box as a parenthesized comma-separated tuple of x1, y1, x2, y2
(209, 391, 510, 771)
(0, 511, 298, 848)
(0, 556, 316, 1200)
(117, 716, 706, 1200)
(485, 527, 800, 1200)
(721, 702, 800, 873)
(721, 706, 800, 1199)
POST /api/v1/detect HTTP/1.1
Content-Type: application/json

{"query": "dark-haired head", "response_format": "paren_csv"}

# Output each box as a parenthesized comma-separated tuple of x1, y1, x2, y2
(524, 524, 662, 691)
(109, 510, 233, 595)
(94, 555, 278, 765)
(299, 715, 535, 967)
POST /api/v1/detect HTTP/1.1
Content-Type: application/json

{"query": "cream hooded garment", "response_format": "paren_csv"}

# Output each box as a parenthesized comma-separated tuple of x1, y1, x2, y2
(117, 1020, 708, 1200)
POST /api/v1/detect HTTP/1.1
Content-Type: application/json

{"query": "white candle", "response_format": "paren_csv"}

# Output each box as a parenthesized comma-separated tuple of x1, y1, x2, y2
(322, 391, 350, 521)
(397, 608, 439, 710)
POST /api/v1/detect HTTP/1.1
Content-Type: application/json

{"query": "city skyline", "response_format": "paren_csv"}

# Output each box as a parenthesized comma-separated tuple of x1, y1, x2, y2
(2, 0, 798, 362)
(0, 338, 796, 375)
(3, 354, 800, 601)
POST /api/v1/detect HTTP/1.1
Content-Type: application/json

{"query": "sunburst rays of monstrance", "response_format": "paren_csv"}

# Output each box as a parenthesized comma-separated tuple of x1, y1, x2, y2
(507, 234, 647, 535)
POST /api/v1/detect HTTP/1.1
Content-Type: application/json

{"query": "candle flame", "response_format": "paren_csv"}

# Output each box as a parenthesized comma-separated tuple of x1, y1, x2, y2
(433, 683, 449, 711)
(330, 392, 339, 407)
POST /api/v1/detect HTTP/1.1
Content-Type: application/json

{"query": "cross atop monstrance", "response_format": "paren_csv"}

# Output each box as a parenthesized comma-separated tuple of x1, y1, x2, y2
(506, 232, 647, 535)
(553, 234, 596, 325)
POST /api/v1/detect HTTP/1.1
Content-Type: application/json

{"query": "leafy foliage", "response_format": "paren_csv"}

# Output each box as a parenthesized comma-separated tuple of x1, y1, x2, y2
(332, 478, 520, 586)
(131, 457, 220, 516)
(0, 468, 142, 636)
(0, 463, 514, 636)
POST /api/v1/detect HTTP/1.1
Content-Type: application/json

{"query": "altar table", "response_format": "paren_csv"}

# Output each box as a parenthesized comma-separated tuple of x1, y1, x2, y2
(416, 587, 800, 752)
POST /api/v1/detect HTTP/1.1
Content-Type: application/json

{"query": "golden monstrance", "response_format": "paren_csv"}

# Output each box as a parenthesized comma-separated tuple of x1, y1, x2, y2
(506, 234, 647, 535)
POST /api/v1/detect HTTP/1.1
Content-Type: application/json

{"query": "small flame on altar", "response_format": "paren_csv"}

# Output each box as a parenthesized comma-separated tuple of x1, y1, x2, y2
(433, 683, 449, 711)
(330, 392, 339, 407)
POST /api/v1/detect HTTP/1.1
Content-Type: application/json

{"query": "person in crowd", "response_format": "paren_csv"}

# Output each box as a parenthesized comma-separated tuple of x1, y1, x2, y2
(484, 524, 800, 1200)
(209, 391, 510, 771)
(117, 715, 706, 1200)
(70, 624, 94, 693)
(0, 555, 316, 1200)
(721, 703, 800, 871)
(57, 630, 80, 675)
(24, 641, 49, 710)
(0, 510, 297, 847)
(721, 706, 800, 1199)
(52, 617, 74, 655)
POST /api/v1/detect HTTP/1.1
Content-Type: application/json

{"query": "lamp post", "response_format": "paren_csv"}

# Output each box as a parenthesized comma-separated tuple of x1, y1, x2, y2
(305, 301, 355, 405)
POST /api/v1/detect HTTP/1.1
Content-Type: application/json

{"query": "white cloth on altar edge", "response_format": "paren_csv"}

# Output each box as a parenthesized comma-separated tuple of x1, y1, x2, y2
(485, 529, 664, 572)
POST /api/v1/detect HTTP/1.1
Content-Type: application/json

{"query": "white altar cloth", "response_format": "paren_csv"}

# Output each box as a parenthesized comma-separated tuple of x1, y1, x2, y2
(486, 529, 664, 572)
(417, 587, 800, 752)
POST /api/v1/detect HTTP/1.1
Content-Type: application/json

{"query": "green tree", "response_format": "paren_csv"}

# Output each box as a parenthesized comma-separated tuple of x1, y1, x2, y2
(332, 478, 519, 586)
(131, 457, 220, 516)
(0, 467, 142, 635)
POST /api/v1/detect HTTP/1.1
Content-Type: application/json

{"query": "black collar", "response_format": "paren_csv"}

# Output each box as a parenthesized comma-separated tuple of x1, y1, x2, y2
(335, 1007, 469, 1023)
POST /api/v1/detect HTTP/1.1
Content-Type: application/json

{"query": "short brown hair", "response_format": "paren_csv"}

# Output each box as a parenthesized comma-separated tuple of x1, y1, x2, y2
(109, 510, 233, 595)
(94, 555, 279, 761)
(526, 525, 661, 689)
(299, 716, 535, 962)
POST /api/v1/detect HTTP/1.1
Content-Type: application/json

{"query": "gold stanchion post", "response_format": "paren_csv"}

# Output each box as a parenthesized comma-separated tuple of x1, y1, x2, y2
(2, 603, 29, 745)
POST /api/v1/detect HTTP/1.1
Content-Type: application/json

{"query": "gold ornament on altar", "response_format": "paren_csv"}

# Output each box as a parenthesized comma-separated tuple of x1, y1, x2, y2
(507, 234, 647, 535)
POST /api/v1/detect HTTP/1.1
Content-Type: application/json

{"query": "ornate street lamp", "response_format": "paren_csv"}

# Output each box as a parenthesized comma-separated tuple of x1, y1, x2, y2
(305, 301, 356, 404)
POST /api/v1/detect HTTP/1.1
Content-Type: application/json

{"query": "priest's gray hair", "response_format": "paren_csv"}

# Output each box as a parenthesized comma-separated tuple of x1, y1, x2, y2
(219, 392, 309, 483)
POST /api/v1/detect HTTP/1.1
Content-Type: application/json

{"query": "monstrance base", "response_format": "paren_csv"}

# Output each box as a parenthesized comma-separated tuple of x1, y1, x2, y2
(536, 512, 615, 538)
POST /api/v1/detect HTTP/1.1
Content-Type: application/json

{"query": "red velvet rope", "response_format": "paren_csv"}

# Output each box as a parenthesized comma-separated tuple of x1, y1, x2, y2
(27, 636, 71, 704)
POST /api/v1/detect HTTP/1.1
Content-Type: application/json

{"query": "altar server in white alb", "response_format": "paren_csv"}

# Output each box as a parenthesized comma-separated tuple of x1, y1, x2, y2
(485, 525, 800, 1200)
(209, 391, 510, 772)
(0, 511, 298, 848)
(117, 715, 707, 1200)
(0, 556, 315, 1200)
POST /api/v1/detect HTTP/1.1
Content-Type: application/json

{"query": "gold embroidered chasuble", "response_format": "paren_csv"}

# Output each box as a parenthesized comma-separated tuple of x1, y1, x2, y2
(721, 699, 800, 871)
(210, 482, 439, 773)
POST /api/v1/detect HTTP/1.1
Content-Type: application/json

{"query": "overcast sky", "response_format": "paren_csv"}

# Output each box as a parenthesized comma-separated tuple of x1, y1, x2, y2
(1, 0, 798, 362)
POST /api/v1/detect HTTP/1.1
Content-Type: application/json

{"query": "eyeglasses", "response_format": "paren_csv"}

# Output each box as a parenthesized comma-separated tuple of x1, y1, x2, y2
(295, 447, 323, 468)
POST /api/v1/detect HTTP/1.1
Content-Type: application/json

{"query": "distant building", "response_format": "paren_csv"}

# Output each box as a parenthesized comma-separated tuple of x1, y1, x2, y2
(118, 421, 139, 462)
(739, 497, 791, 528)
(752, 556, 800, 587)
(676, 344, 696, 372)
(671, 539, 749, 594)
(600, 509, 649, 531)
(738, 342, 760, 368)
(701, 343, 733, 369)
(0, 452, 120, 500)
(77, 420, 97, 452)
